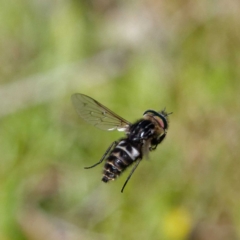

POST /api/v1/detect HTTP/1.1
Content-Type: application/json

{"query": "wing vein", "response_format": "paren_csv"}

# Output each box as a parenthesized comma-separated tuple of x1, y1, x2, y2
(71, 93, 131, 131)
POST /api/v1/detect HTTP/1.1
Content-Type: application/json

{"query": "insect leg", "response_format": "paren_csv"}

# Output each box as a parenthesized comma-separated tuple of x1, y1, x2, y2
(84, 141, 118, 169)
(121, 159, 141, 193)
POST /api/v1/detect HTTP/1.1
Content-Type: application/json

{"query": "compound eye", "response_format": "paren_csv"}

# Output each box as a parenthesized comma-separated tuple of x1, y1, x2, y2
(153, 116, 165, 129)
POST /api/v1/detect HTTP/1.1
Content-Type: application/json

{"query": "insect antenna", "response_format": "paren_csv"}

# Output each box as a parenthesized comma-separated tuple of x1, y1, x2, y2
(121, 159, 141, 193)
(162, 107, 173, 116)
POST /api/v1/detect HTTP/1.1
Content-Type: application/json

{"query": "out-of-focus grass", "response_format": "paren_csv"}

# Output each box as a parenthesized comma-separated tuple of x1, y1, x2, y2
(0, 0, 240, 240)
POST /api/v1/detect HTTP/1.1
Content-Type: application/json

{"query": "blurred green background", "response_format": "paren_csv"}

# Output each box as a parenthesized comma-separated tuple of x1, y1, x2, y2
(0, 0, 240, 240)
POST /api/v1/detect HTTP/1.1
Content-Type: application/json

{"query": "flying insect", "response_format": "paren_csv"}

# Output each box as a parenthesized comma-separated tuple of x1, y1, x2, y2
(71, 93, 171, 192)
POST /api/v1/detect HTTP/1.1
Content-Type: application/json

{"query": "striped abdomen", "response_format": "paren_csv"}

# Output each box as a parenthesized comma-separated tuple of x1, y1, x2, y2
(102, 139, 141, 182)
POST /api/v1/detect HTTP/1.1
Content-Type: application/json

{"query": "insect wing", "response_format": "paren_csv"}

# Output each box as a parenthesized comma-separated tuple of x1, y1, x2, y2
(71, 93, 131, 131)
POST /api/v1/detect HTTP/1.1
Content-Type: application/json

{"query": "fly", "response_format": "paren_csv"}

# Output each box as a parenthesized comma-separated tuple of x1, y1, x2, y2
(71, 93, 172, 192)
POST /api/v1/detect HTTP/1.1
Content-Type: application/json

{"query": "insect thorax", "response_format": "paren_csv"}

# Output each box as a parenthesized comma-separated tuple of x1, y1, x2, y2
(128, 119, 159, 141)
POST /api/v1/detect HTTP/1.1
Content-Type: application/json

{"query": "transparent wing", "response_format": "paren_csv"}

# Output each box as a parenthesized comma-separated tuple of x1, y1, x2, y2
(71, 93, 131, 131)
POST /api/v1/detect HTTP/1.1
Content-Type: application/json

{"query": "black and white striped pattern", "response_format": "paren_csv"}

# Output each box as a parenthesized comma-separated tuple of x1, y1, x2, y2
(102, 139, 141, 182)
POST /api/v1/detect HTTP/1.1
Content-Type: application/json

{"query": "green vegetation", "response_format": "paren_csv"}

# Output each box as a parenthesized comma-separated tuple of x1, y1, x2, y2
(0, 1, 239, 239)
